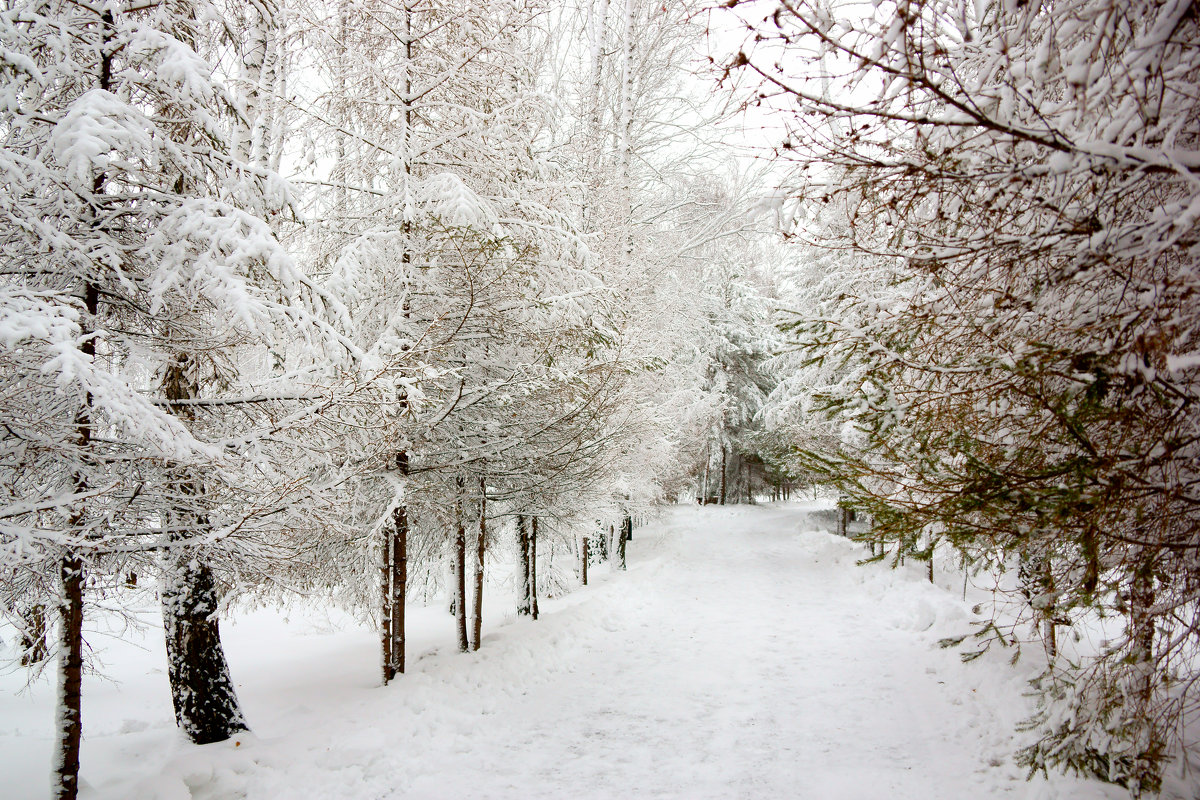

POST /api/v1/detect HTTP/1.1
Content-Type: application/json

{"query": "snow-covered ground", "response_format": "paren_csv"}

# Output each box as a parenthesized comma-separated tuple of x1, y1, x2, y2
(2, 503, 1127, 799)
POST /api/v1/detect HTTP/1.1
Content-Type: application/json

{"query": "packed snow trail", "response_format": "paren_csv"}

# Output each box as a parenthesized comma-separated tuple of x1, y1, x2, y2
(2, 504, 1121, 799)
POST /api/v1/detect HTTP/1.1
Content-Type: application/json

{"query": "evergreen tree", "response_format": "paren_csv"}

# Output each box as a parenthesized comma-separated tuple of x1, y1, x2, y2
(730, 0, 1200, 791)
(0, 1, 339, 791)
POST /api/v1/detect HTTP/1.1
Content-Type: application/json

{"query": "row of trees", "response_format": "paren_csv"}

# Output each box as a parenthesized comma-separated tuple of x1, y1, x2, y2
(729, 0, 1200, 794)
(0, 1, 785, 797)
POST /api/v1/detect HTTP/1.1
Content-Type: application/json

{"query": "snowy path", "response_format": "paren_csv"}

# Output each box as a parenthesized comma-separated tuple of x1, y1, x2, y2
(3, 504, 1119, 799)
(363, 503, 1037, 800)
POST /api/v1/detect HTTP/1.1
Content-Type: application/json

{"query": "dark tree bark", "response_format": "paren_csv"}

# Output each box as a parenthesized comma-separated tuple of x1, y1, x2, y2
(380, 519, 392, 681)
(55, 553, 84, 800)
(1081, 528, 1099, 599)
(454, 478, 468, 652)
(530, 517, 539, 621)
(20, 602, 48, 666)
(1129, 556, 1155, 706)
(617, 515, 631, 570)
(516, 514, 531, 615)
(162, 552, 248, 744)
(383, 13, 413, 671)
(160, 355, 247, 745)
(54, 18, 112, 793)
(471, 478, 485, 651)
(382, 450, 409, 684)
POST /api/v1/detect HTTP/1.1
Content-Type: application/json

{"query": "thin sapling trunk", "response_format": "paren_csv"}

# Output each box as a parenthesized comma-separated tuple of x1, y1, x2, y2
(472, 478, 485, 651)
(454, 477, 468, 652)
(516, 514, 531, 615)
(530, 517, 539, 621)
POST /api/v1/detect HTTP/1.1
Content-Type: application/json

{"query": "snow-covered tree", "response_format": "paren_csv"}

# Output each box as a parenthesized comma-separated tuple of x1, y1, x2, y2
(729, 0, 1200, 791)
(0, 0, 342, 793)
(281, 0, 638, 676)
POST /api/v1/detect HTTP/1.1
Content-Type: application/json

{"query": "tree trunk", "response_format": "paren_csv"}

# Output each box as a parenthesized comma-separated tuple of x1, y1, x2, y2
(618, 0, 635, 269)
(380, 515, 392, 682)
(471, 478, 485, 651)
(530, 517, 539, 621)
(392, 495, 407, 674)
(162, 552, 249, 744)
(1019, 550, 1056, 657)
(20, 602, 48, 666)
(1128, 555, 1155, 710)
(159, 351, 248, 744)
(582, 0, 609, 227)
(382, 450, 409, 684)
(719, 446, 727, 505)
(236, 1, 273, 165)
(618, 515, 631, 570)
(54, 553, 84, 800)
(454, 478, 468, 652)
(1081, 528, 1099, 599)
(150, 0, 250, 740)
(54, 22, 111, 794)
(516, 514, 531, 615)
(581, 537, 589, 586)
(1043, 556, 1057, 658)
(382, 0, 414, 682)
